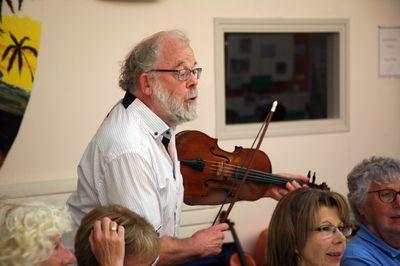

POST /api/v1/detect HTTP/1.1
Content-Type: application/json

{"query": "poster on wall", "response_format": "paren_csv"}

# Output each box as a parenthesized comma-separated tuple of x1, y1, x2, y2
(379, 26, 400, 76)
(0, 0, 42, 168)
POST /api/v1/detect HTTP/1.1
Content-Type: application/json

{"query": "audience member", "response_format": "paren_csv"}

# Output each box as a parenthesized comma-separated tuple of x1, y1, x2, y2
(266, 188, 351, 266)
(75, 204, 160, 266)
(342, 156, 400, 265)
(0, 200, 76, 266)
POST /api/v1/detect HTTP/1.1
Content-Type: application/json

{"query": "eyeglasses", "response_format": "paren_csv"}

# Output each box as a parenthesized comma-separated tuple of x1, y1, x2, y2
(368, 189, 400, 203)
(149, 67, 202, 81)
(313, 224, 353, 238)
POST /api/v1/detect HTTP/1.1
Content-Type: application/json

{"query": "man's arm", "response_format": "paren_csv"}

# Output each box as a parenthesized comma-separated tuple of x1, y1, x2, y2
(158, 223, 229, 265)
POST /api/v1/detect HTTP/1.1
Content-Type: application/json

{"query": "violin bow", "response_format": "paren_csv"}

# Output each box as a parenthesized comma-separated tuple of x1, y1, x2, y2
(218, 101, 278, 224)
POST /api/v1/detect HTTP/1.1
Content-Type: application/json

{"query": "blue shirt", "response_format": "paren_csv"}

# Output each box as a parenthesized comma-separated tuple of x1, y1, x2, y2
(341, 224, 400, 266)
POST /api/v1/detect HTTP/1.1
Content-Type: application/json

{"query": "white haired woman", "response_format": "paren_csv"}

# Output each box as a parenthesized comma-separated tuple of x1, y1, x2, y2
(0, 199, 76, 266)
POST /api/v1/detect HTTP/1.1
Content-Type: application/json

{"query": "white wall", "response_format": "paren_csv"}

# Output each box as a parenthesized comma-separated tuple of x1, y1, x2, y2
(1, 0, 400, 255)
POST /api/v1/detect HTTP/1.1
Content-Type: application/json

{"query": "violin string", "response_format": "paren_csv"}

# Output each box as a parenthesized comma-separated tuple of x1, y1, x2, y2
(205, 163, 284, 184)
(221, 129, 262, 211)
(208, 166, 287, 185)
(210, 154, 256, 224)
(204, 162, 319, 189)
(202, 160, 289, 185)
(212, 102, 278, 224)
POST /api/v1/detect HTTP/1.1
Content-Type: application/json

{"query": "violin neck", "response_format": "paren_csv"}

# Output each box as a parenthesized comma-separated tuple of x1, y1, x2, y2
(235, 167, 305, 186)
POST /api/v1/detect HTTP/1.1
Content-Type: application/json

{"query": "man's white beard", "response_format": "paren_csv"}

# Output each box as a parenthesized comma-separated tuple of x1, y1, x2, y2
(152, 82, 197, 126)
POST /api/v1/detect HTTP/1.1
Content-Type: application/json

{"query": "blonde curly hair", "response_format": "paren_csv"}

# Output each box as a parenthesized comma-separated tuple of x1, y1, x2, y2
(0, 199, 72, 266)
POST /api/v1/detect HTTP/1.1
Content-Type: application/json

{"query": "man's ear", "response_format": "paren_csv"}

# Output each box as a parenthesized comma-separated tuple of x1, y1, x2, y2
(138, 73, 153, 96)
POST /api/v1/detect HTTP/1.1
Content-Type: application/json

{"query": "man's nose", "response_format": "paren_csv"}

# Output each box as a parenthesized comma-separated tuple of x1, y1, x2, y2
(187, 70, 199, 87)
(394, 192, 400, 207)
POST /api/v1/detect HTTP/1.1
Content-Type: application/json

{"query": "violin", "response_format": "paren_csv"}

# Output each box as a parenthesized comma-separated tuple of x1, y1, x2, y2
(176, 130, 328, 205)
(220, 211, 256, 266)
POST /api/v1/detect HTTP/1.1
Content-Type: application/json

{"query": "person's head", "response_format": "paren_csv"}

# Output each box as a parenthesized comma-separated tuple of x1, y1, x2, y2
(267, 188, 350, 266)
(119, 30, 199, 126)
(0, 200, 76, 266)
(347, 156, 400, 247)
(75, 204, 160, 266)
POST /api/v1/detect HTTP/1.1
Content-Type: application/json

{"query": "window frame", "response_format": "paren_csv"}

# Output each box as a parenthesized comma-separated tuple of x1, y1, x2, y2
(214, 18, 349, 139)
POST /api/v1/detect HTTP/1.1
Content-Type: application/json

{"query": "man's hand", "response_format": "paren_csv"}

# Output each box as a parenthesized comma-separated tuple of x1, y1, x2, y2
(190, 223, 229, 257)
(158, 223, 229, 265)
(89, 217, 125, 266)
(265, 173, 309, 200)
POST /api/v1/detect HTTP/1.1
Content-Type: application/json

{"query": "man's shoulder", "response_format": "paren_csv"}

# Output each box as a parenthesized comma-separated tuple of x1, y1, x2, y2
(341, 237, 379, 265)
(91, 104, 150, 158)
(344, 235, 374, 255)
(342, 232, 397, 265)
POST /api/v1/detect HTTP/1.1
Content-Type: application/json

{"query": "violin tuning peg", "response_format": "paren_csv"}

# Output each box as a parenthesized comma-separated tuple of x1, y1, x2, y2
(307, 170, 311, 178)
(312, 172, 316, 183)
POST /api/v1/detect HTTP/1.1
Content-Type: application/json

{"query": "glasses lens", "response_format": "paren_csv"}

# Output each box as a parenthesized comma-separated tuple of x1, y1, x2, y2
(177, 69, 190, 81)
(177, 68, 203, 81)
(195, 68, 202, 79)
(379, 190, 396, 203)
(316, 226, 334, 238)
(339, 225, 352, 237)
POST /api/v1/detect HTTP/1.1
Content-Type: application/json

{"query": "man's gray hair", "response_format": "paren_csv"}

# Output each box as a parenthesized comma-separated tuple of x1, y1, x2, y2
(347, 156, 400, 224)
(119, 30, 190, 93)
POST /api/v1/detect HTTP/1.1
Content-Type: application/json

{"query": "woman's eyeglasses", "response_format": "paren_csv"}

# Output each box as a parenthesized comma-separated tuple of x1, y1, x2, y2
(368, 189, 400, 203)
(149, 67, 202, 81)
(313, 224, 353, 238)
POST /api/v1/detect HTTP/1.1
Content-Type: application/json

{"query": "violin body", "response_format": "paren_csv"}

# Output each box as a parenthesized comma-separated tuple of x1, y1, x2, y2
(177, 130, 272, 204)
(176, 130, 329, 205)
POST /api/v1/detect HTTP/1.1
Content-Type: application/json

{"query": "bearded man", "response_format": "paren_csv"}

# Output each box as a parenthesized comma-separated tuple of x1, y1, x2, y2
(67, 30, 301, 265)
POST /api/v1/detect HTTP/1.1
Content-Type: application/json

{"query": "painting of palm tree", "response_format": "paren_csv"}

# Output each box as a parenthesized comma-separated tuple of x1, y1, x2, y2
(0, 1, 40, 168)
(1, 32, 38, 81)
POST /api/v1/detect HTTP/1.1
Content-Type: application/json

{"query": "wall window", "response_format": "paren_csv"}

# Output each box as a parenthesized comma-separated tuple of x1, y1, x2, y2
(214, 19, 349, 139)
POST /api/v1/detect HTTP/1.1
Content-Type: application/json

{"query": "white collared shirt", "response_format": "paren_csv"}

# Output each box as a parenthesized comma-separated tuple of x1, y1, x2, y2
(67, 98, 183, 239)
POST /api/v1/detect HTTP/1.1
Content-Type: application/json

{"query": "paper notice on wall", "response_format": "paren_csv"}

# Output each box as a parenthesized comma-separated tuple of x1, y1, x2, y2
(379, 27, 400, 76)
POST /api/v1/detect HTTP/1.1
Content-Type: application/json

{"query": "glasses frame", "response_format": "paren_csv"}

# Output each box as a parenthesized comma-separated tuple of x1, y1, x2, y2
(368, 189, 400, 203)
(313, 224, 353, 238)
(149, 67, 202, 81)
(150, 256, 159, 266)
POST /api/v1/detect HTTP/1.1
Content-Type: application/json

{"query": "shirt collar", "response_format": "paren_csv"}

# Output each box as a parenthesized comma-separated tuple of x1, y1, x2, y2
(123, 96, 172, 140)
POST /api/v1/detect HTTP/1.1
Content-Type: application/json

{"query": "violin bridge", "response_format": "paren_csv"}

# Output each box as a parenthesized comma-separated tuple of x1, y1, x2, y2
(215, 162, 224, 177)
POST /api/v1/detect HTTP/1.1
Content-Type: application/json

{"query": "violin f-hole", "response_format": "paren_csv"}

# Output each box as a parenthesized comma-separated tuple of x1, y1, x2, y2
(210, 146, 230, 163)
